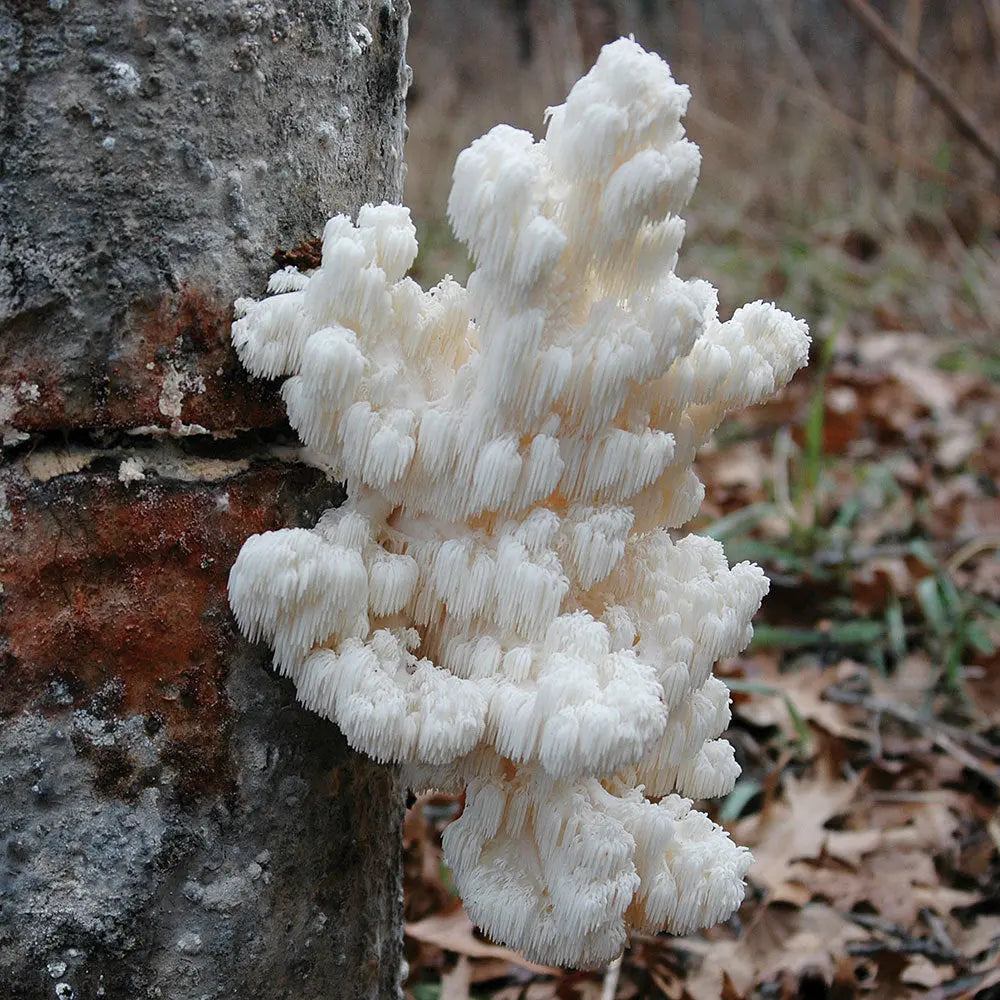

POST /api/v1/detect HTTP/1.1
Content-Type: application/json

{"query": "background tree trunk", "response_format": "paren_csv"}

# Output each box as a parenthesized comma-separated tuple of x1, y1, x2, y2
(0, 2, 409, 997)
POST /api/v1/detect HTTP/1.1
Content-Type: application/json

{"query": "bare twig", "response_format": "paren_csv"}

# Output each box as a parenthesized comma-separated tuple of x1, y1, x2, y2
(846, 912, 958, 963)
(831, 687, 1000, 762)
(892, 0, 923, 201)
(694, 69, 1000, 212)
(944, 535, 1000, 575)
(753, 0, 824, 95)
(825, 687, 1000, 788)
(921, 907, 956, 959)
(772, 77, 1000, 208)
(840, 0, 1000, 176)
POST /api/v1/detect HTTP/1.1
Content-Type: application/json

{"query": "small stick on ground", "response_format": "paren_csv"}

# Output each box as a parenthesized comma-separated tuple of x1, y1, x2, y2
(826, 687, 1000, 789)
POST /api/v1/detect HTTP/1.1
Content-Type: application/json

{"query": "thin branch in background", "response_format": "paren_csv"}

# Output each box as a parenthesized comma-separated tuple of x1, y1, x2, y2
(705, 2, 1000, 214)
(754, 70, 1000, 212)
(892, 0, 924, 203)
(687, 75, 1000, 218)
(752, 0, 825, 96)
(531, 2, 585, 99)
(840, 0, 1000, 177)
(571, 0, 619, 70)
(752, 0, 843, 210)
(984, 0, 1000, 63)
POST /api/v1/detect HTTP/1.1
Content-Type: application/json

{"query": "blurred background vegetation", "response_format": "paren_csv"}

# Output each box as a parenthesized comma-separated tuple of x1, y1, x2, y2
(405, 0, 998, 334)
(400, 4, 1000, 998)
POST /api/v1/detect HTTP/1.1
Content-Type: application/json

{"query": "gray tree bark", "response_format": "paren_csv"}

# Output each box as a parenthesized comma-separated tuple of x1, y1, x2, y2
(0, 2, 409, 997)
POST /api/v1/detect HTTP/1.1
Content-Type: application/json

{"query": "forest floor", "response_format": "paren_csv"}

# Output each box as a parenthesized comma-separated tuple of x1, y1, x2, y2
(400, 206, 1000, 1000)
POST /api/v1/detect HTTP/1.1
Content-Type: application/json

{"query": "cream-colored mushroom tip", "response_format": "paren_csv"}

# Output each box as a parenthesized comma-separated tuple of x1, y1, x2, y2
(227, 35, 808, 969)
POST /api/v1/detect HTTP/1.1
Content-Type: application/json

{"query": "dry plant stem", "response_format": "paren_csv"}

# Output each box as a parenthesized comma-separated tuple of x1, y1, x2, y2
(600, 954, 623, 1000)
(771, 428, 796, 523)
(944, 535, 1000, 575)
(840, 0, 1000, 177)
(892, 0, 923, 203)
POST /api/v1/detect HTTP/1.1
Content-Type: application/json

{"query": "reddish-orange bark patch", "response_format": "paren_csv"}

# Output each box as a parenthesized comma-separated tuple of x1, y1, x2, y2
(0, 464, 337, 798)
(0, 283, 285, 433)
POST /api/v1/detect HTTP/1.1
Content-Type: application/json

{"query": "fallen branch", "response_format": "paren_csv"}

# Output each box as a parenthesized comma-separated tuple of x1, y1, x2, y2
(840, 0, 1000, 176)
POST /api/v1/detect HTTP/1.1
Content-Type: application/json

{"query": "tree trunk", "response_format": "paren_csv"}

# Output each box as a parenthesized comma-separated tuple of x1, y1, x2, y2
(0, 2, 409, 997)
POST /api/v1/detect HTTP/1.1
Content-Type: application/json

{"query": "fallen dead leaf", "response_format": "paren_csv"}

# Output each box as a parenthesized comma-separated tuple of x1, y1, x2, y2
(868, 653, 938, 711)
(677, 903, 869, 1000)
(965, 653, 1000, 724)
(794, 849, 939, 925)
(405, 906, 559, 976)
(925, 963, 1000, 1000)
(737, 769, 860, 898)
(824, 795, 960, 866)
(734, 659, 870, 742)
(951, 913, 1000, 964)
(901, 955, 955, 990)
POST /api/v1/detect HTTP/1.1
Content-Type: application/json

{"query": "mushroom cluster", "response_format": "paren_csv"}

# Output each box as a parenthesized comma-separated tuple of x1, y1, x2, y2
(228, 38, 809, 968)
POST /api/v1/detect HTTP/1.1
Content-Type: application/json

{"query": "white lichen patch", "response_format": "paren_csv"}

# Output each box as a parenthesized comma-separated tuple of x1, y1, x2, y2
(118, 457, 146, 485)
(348, 22, 372, 57)
(168, 421, 211, 436)
(228, 39, 809, 969)
(0, 384, 32, 447)
(105, 61, 141, 100)
(158, 361, 206, 421)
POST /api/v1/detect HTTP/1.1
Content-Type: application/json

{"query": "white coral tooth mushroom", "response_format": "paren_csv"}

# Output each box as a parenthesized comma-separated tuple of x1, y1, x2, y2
(228, 36, 809, 970)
